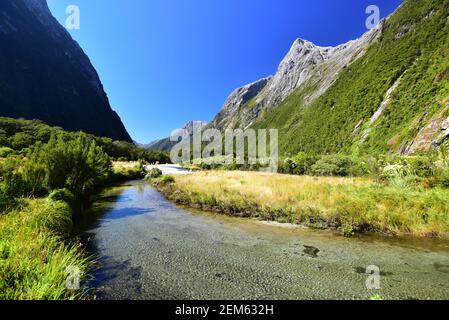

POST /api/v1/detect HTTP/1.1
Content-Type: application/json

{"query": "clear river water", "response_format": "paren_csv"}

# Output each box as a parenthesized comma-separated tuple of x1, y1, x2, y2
(83, 180, 449, 300)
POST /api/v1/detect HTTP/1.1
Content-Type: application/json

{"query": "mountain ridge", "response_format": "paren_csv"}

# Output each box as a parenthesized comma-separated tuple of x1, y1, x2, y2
(211, 22, 383, 131)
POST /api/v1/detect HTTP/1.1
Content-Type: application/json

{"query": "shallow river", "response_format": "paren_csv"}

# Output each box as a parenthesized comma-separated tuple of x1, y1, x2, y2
(83, 180, 449, 300)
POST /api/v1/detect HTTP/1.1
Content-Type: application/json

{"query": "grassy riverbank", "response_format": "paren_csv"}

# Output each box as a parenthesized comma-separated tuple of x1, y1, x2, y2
(0, 152, 145, 299)
(0, 198, 89, 299)
(152, 171, 449, 238)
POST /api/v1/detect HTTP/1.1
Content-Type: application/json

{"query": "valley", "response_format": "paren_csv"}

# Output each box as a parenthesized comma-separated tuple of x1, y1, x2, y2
(1, 0, 449, 302)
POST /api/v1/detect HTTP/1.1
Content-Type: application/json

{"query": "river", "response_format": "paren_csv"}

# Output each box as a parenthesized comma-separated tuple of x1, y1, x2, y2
(83, 180, 449, 300)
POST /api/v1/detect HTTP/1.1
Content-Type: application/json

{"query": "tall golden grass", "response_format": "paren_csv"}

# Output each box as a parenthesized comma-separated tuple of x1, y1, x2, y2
(156, 171, 449, 238)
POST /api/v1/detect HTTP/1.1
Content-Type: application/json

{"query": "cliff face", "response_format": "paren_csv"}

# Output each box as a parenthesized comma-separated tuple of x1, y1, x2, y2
(0, 0, 132, 141)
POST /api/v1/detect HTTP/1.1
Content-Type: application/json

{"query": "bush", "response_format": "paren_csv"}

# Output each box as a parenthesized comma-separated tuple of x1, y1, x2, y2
(0, 192, 17, 213)
(0, 147, 14, 158)
(28, 133, 112, 199)
(153, 175, 175, 186)
(310, 155, 361, 177)
(48, 188, 76, 206)
(145, 168, 162, 179)
(10, 132, 35, 150)
(403, 156, 435, 178)
(429, 167, 449, 188)
(291, 152, 318, 175)
(0, 157, 48, 197)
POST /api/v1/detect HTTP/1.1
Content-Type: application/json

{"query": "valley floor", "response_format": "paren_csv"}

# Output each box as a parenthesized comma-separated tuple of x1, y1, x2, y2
(152, 171, 449, 238)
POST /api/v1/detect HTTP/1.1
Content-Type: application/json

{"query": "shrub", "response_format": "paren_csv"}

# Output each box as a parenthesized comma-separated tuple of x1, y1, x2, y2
(0, 147, 14, 158)
(429, 167, 449, 188)
(28, 133, 112, 199)
(0, 192, 17, 213)
(145, 168, 162, 179)
(279, 157, 296, 174)
(310, 155, 356, 177)
(10, 132, 35, 150)
(0, 157, 47, 197)
(48, 188, 76, 206)
(160, 175, 175, 184)
(152, 175, 176, 186)
(291, 152, 318, 175)
(403, 156, 435, 177)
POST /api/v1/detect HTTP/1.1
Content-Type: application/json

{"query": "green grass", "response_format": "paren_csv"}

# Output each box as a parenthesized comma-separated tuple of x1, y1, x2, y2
(153, 171, 449, 238)
(0, 198, 89, 300)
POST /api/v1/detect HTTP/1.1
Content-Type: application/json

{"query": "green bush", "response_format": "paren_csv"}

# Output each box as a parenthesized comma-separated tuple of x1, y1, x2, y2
(403, 156, 435, 178)
(429, 167, 449, 188)
(28, 133, 112, 199)
(0, 147, 14, 158)
(155, 175, 175, 185)
(0, 192, 17, 213)
(10, 132, 35, 150)
(0, 157, 47, 197)
(291, 152, 318, 175)
(146, 168, 162, 179)
(310, 155, 363, 177)
(48, 188, 76, 206)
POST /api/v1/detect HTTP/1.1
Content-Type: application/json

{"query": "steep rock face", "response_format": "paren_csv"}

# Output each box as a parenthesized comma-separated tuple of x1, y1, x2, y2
(145, 120, 208, 151)
(211, 23, 383, 130)
(0, 0, 132, 141)
(211, 77, 271, 130)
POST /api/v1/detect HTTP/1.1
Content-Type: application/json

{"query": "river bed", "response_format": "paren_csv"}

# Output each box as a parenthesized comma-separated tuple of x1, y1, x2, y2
(83, 180, 449, 300)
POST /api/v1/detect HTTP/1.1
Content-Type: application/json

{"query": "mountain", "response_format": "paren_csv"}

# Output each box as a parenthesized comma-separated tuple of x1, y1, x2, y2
(0, 0, 131, 141)
(211, 0, 449, 156)
(211, 25, 382, 131)
(145, 120, 208, 151)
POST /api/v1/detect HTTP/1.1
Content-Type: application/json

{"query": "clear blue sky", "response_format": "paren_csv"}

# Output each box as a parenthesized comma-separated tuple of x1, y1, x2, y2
(47, 0, 403, 143)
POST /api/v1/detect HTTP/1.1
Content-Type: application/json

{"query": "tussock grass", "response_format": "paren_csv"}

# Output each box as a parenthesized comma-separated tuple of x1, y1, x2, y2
(0, 198, 89, 300)
(156, 171, 449, 238)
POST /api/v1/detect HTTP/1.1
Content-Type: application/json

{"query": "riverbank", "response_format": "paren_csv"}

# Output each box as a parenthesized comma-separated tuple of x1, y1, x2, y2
(0, 161, 145, 299)
(151, 171, 449, 238)
(0, 197, 90, 299)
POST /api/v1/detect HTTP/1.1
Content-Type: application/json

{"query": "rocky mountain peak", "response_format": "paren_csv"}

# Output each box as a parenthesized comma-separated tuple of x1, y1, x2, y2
(211, 23, 384, 130)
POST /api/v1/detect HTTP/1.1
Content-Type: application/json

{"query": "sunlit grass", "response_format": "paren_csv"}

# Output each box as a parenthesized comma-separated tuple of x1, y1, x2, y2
(0, 198, 89, 300)
(157, 171, 449, 237)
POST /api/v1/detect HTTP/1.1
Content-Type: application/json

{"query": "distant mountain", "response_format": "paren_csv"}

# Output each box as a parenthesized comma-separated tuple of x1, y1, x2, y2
(144, 120, 208, 151)
(210, 0, 449, 155)
(0, 0, 131, 141)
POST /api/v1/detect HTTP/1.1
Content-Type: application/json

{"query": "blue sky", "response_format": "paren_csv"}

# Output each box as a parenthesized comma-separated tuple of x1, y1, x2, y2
(47, 0, 403, 143)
